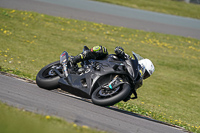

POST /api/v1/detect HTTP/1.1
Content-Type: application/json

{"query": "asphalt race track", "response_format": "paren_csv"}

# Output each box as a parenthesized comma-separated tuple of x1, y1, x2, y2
(0, 74, 185, 133)
(0, 0, 197, 132)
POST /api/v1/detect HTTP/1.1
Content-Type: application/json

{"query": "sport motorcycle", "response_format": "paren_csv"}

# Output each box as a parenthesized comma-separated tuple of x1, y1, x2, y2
(36, 46, 145, 106)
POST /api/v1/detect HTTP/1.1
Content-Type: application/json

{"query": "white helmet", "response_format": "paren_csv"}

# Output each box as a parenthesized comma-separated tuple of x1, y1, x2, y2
(139, 59, 155, 79)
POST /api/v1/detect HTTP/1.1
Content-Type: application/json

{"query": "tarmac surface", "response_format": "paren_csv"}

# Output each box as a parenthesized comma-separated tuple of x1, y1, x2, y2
(0, 74, 186, 133)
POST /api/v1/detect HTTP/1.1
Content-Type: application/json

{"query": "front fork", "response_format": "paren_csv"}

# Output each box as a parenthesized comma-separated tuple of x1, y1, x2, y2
(60, 51, 69, 77)
(108, 75, 138, 101)
(108, 75, 121, 89)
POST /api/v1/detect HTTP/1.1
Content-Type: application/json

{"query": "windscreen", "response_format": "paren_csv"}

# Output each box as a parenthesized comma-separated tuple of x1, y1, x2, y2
(132, 51, 144, 61)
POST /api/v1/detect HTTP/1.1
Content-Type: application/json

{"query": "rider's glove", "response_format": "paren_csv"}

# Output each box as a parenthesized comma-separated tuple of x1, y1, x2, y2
(114, 46, 125, 57)
(69, 55, 82, 65)
(69, 57, 74, 65)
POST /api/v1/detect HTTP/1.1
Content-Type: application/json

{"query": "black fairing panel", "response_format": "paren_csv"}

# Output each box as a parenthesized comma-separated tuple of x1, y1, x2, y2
(59, 78, 90, 98)
(58, 54, 137, 98)
(125, 59, 138, 81)
(59, 72, 96, 98)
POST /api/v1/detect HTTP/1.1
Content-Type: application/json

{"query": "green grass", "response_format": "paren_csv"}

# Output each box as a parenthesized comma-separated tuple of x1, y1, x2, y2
(93, 0, 200, 19)
(0, 8, 200, 132)
(0, 101, 105, 133)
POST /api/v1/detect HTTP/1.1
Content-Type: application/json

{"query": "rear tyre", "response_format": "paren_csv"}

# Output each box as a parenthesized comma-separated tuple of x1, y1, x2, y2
(91, 83, 131, 106)
(36, 61, 61, 90)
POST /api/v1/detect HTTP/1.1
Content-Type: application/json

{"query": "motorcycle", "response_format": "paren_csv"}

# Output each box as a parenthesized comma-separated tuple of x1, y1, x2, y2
(36, 46, 145, 106)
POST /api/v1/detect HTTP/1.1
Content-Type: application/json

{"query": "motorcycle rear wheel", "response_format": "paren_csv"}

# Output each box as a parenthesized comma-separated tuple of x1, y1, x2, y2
(91, 83, 131, 106)
(36, 61, 61, 90)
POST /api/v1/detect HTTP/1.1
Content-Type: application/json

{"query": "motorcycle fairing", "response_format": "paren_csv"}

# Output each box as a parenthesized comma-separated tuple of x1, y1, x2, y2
(58, 53, 140, 99)
(59, 58, 128, 98)
(124, 52, 139, 81)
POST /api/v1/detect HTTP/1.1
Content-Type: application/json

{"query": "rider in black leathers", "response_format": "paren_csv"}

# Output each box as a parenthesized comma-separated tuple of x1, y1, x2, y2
(69, 46, 131, 65)
(69, 45, 155, 100)
(69, 45, 140, 100)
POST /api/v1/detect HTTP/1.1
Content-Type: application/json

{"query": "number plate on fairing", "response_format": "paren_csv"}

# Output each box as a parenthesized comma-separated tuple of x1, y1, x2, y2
(60, 51, 69, 64)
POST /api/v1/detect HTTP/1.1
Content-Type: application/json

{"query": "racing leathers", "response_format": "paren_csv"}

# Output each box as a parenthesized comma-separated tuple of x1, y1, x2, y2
(70, 45, 108, 65)
(70, 46, 134, 64)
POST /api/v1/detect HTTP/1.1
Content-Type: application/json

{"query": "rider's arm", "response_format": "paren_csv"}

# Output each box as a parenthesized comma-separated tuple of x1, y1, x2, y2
(114, 46, 133, 60)
(70, 45, 108, 64)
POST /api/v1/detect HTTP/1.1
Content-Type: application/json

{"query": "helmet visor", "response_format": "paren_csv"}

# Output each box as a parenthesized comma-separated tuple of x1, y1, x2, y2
(143, 70, 150, 79)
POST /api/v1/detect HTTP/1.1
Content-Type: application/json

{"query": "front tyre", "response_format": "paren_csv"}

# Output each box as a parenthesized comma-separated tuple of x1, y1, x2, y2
(36, 61, 61, 90)
(91, 83, 131, 106)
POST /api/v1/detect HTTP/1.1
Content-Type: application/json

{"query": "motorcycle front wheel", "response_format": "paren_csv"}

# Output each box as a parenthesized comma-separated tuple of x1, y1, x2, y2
(91, 83, 131, 106)
(36, 61, 62, 90)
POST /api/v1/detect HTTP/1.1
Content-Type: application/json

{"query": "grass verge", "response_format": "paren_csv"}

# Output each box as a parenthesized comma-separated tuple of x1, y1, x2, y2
(93, 0, 200, 19)
(0, 101, 105, 133)
(0, 8, 200, 132)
